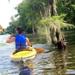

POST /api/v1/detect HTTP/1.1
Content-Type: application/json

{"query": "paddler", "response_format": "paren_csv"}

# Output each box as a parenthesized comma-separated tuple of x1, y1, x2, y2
(6, 27, 32, 54)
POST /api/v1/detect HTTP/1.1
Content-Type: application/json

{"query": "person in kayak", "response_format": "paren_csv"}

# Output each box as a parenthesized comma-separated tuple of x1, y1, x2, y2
(6, 27, 32, 53)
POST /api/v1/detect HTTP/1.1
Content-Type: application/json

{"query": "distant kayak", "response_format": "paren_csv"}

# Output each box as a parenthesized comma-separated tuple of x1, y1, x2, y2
(10, 47, 37, 61)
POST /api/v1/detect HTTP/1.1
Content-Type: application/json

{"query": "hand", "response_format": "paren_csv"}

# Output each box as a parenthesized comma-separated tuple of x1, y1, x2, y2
(6, 36, 15, 43)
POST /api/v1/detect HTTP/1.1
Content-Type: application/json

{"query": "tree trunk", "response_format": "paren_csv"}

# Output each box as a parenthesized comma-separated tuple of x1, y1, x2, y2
(32, 25, 35, 35)
(48, 0, 57, 16)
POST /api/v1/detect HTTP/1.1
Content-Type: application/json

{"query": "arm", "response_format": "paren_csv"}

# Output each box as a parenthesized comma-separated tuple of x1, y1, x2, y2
(26, 37, 32, 46)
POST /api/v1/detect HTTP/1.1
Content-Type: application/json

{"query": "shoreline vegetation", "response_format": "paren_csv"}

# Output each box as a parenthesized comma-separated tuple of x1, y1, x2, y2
(1, 0, 75, 47)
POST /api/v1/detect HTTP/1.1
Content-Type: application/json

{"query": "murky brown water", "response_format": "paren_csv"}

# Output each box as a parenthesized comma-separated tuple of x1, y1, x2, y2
(0, 31, 75, 75)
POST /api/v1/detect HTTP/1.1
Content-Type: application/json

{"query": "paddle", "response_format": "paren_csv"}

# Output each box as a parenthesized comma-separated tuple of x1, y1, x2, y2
(6, 36, 15, 43)
(34, 47, 44, 53)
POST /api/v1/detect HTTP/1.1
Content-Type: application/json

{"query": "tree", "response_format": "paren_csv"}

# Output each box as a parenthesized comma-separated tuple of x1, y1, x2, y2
(6, 0, 75, 45)
(57, 0, 75, 24)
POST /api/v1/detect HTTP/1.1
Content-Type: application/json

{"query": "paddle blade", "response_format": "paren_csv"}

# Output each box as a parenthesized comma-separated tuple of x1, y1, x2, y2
(6, 36, 15, 43)
(34, 48, 44, 53)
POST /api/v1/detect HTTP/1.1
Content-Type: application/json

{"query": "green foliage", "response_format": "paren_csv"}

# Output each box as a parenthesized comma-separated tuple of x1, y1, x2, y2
(37, 15, 75, 36)
(57, 0, 75, 24)
(39, 15, 75, 28)
(6, 0, 50, 34)
(5, 0, 75, 34)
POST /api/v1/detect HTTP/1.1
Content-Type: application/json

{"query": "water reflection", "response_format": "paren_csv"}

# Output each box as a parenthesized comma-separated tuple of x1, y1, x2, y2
(0, 43, 69, 75)
(66, 45, 75, 75)
(53, 49, 68, 75)
(16, 49, 68, 75)
(0, 32, 75, 75)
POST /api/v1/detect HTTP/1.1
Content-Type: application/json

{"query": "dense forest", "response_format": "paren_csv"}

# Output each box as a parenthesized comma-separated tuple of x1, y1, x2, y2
(5, 0, 75, 44)
(5, 0, 75, 33)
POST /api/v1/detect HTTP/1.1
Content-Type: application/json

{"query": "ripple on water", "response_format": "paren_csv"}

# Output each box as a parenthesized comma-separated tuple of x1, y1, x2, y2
(0, 33, 75, 75)
(66, 69, 75, 75)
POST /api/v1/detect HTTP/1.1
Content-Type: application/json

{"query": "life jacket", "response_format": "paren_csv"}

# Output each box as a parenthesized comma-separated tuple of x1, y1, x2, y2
(15, 34, 26, 50)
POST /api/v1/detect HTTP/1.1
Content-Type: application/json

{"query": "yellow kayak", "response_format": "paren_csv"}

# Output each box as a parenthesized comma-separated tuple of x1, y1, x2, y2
(10, 47, 37, 61)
